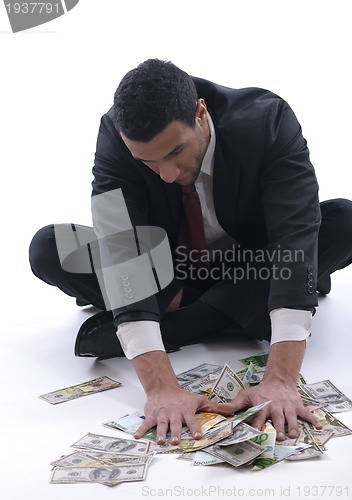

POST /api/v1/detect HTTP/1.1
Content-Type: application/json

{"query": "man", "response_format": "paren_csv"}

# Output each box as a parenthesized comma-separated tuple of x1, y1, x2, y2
(29, 59, 352, 446)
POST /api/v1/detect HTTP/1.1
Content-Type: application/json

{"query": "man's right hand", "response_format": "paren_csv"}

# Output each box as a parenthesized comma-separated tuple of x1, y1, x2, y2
(134, 386, 219, 445)
(132, 350, 219, 445)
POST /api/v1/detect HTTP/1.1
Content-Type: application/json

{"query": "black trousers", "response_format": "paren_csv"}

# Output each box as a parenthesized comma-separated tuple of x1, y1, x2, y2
(29, 199, 352, 348)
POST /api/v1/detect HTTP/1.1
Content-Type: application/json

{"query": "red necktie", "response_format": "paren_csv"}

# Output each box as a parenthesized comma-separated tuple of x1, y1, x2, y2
(178, 183, 208, 266)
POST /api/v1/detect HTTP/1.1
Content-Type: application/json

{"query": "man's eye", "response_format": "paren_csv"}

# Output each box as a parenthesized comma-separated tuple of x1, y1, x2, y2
(170, 148, 182, 157)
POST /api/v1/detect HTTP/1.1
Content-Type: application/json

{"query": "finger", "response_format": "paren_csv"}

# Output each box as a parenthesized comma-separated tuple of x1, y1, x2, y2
(183, 413, 202, 440)
(134, 417, 156, 440)
(168, 417, 184, 445)
(270, 408, 286, 440)
(298, 407, 323, 430)
(284, 410, 300, 439)
(155, 417, 170, 445)
(251, 408, 270, 431)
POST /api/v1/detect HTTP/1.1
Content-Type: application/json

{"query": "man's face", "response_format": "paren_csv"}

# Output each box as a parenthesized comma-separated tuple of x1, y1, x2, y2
(120, 99, 210, 186)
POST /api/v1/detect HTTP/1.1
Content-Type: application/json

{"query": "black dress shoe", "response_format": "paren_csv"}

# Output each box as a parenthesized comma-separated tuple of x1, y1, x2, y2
(317, 276, 331, 295)
(76, 298, 91, 307)
(74, 311, 125, 359)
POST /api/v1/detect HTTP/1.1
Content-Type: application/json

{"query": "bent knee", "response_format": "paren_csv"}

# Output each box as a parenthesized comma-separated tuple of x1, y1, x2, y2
(320, 198, 352, 244)
(29, 224, 57, 277)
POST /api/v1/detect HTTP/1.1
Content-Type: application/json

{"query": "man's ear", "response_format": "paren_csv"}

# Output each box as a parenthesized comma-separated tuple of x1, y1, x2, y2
(195, 98, 208, 125)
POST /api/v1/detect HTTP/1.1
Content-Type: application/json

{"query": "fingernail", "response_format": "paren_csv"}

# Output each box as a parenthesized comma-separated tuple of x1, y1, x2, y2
(194, 432, 202, 440)
(171, 436, 179, 444)
(277, 431, 285, 440)
(157, 436, 165, 444)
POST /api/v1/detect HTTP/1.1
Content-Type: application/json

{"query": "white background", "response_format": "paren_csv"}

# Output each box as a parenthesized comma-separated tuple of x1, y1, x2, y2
(1, 1, 351, 499)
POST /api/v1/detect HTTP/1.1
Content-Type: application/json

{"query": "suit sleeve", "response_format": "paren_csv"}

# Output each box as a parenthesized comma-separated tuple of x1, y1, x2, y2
(91, 113, 173, 327)
(259, 100, 321, 312)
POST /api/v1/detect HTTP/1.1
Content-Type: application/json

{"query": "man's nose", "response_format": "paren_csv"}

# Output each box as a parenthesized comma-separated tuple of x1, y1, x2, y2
(158, 163, 180, 183)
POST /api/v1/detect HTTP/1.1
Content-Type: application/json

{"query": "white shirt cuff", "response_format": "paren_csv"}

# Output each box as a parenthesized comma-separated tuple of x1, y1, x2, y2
(269, 308, 312, 345)
(116, 321, 165, 360)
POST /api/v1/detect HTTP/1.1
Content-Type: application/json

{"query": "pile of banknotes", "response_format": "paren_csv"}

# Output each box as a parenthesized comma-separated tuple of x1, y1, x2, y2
(49, 434, 155, 486)
(104, 353, 352, 471)
(43, 353, 352, 484)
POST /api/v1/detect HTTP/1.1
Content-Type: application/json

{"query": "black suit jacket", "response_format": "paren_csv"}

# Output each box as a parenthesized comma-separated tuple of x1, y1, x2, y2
(92, 77, 321, 326)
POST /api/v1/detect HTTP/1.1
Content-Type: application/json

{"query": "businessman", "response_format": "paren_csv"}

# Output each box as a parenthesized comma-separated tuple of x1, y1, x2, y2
(30, 59, 352, 445)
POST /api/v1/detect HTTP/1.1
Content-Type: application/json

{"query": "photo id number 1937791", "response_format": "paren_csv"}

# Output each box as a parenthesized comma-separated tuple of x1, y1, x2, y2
(294, 485, 349, 497)
(5, 2, 60, 14)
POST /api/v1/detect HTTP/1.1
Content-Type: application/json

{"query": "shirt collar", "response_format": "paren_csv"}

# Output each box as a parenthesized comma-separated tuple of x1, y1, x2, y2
(199, 112, 216, 177)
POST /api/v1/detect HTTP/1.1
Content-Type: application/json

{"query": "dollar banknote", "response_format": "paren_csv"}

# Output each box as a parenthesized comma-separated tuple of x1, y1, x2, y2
(71, 433, 150, 455)
(310, 429, 334, 447)
(285, 423, 324, 460)
(299, 380, 352, 412)
(49, 463, 147, 485)
(50, 450, 154, 468)
(192, 450, 225, 466)
(178, 364, 223, 394)
(306, 407, 352, 438)
(39, 376, 122, 404)
(176, 363, 223, 386)
(208, 364, 244, 403)
(204, 440, 264, 467)
(217, 422, 263, 446)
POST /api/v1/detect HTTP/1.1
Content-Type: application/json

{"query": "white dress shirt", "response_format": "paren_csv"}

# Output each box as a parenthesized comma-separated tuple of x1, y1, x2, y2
(117, 114, 311, 359)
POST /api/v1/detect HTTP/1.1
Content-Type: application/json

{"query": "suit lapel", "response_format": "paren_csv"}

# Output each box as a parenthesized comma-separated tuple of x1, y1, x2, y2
(213, 137, 241, 239)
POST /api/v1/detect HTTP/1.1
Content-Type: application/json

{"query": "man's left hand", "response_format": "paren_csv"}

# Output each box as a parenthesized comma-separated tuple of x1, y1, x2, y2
(215, 379, 323, 440)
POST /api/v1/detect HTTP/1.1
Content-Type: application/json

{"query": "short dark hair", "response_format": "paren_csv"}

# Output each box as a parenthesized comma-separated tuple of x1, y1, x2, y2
(113, 59, 198, 142)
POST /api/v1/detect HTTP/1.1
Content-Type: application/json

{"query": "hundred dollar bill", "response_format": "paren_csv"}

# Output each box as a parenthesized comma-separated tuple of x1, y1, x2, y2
(238, 352, 269, 367)
(49, 463, 146, 485)
(71, 433, 150, 455)
(51, 450, 154, 468)
(299, 380, 352, 412)
(306, 407, 352, 438)
(179, 365, 223, 395)
(39, 376, 121, 404)
(177, 451, 196, 461)
(176, 363, 223, 386)
(217, 422, 263, 446)
(310, 429, 334, 447)
(285, 446, 322, 461)
(297, 373, 308, 385)
(208, 364, 244, 403)
(181, 374, 221, 395)
(192, 450, 225, 466)
(204, 440, 264, 467)
(285, 423, 324, 460)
